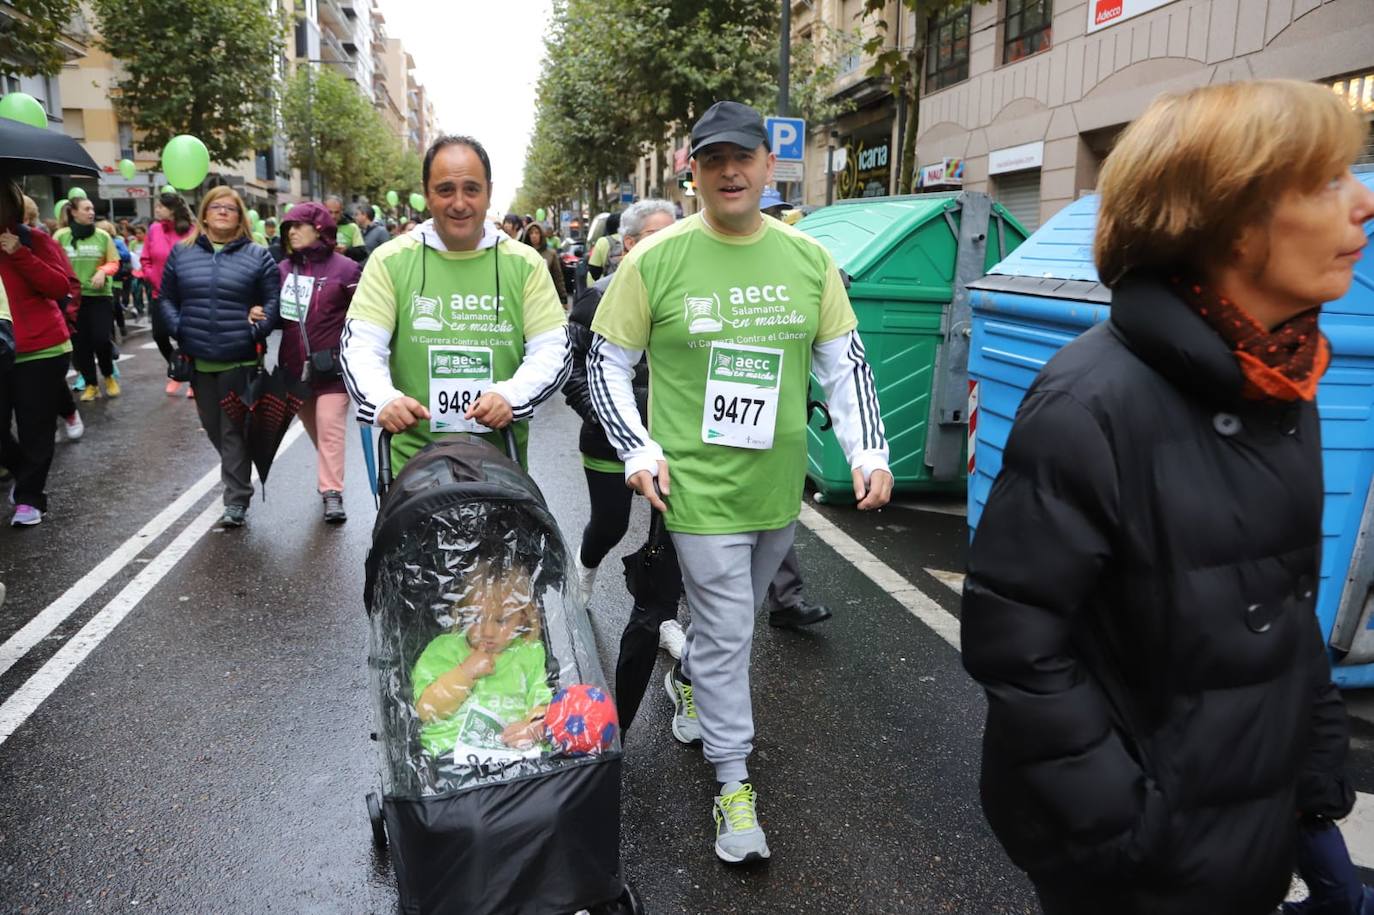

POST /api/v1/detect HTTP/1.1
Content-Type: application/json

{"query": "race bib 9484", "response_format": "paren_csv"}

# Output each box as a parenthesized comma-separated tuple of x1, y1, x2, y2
(701, 342, 784, 450)
(429, 345, 494, 434)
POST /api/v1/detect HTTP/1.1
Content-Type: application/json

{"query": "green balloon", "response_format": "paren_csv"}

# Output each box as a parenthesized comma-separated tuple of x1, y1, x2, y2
(67, 187, 87, 201)
(161, 185, 175, 196)
(0, 92, 47, 129)
(409, 192, 425, 212)
(162, 134, 210, 190)
(386, 190, 399, 207)
(248, 208, 261, 225)
(373, 205, 382, 221)
(535, 208, 546, 222)
(118, 158, 137, 180)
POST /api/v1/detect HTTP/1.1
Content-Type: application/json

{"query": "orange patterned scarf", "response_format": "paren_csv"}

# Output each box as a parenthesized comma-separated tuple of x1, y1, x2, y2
(1171, 277, 1330, 402)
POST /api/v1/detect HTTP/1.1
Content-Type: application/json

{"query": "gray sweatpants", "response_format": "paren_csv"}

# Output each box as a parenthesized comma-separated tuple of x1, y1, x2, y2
(193, 367, 255, 508)
(673, 523, 796, 784)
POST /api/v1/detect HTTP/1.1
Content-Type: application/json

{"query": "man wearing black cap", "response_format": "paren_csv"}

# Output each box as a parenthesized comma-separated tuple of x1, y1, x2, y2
(587, 100, 892, 864)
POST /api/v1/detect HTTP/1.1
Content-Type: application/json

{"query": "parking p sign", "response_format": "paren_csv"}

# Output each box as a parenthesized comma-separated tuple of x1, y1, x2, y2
(766, 117, 806, 161)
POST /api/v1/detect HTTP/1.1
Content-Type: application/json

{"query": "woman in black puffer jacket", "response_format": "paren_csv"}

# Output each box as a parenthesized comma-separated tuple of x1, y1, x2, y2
(159, 186, 280, 529)
(962, 80, 1374, 915)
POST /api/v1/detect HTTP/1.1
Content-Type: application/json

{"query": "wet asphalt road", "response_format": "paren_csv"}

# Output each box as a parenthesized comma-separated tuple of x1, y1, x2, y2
(0, 329, 1053, 913)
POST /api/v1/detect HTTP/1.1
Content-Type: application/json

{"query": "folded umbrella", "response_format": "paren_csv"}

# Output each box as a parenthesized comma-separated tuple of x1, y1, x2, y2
(0, 119, 100, 177)
(614, 506, 684, 731)
(244, 363, 311, 491)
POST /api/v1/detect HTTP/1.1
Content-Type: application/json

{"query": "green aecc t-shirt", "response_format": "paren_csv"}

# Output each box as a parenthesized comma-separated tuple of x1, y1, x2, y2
(591, 213, 857, 535)
(411, 632, 552, 757)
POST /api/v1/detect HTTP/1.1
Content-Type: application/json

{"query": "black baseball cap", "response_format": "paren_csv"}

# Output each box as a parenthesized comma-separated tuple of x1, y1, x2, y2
(690, 101, 770, 158)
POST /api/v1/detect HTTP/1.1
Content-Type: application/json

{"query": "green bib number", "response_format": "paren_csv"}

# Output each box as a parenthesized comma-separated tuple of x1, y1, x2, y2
(429, 345, 493, 434)
(702, 342, 784, 449)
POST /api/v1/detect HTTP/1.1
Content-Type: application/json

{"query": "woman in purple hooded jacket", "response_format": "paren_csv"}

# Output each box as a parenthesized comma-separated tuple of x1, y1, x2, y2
(277, 202, 361, 523)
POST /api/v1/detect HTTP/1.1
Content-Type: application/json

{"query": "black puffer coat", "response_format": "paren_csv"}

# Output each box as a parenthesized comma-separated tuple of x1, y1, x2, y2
(962, 273, 1353, 915)
(563, 274, 648, 463)
(158, 234, 280, 362)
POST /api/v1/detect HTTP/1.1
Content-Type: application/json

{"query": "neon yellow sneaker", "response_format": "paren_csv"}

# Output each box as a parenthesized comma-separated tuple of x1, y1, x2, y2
(664, 663, 701, 744)
(713, 781, 770, 863)
(103, 376, 121, 397)
(79, 385, 99, 403)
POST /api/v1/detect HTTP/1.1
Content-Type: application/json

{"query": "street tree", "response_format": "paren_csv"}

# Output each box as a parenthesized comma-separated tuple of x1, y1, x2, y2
(0, 0, 81, 77)
(281, 65, 396, 199)
(860, 0, 991, 193)
(90, 0, 286, 165)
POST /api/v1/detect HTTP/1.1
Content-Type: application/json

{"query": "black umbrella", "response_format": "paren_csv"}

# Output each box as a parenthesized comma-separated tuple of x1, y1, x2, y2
(614, 505, 685, 731)
(0, 118, 100, 177)
(244, 363, 310, 490)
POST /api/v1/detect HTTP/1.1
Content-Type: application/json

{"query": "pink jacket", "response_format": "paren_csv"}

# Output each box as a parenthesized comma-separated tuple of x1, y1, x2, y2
(143, 219, 190, 295)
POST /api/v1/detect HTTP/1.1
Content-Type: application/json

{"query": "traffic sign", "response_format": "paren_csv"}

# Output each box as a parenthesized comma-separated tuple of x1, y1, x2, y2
(619, 181, 634, 204)
(773, 160, 804, 183)
(766, 117, 806, 161)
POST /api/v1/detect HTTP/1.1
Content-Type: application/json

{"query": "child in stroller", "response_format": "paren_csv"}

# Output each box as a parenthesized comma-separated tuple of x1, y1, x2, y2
(412, 560, 553, 765)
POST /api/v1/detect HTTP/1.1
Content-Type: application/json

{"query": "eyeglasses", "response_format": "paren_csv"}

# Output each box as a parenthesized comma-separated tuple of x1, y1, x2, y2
(206, 204, 239, 214)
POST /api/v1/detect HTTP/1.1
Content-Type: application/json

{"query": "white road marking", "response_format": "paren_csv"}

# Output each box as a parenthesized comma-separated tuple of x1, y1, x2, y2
(0, 500, 223, 744)
(799, 501, 1374, 873)
(0, 424, 305, 745)
(925, 568, 965, 595)
(0, 464, 222, 678)
(139, 342, 160, 350)
(797, 502, 960, 651)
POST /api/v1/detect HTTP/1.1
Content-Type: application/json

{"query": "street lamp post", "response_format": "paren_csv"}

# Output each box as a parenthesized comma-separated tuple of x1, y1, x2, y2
(826, 130, 838, 206)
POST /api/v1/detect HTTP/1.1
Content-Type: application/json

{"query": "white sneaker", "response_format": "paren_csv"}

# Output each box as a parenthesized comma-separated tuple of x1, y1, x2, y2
(573, 554, 597, 606)
(658, 619, 686, 659)
(64, 411, 84, 441)
(713, 781, 770, 863)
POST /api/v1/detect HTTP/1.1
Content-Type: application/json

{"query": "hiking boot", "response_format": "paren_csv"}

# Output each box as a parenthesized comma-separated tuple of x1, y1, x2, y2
(573, 553, 597, 606)
(768, 598, 833, 629)
(322, 490, 347, 524)
(10, 504, 42, 527)
(63, 410, 84, 441)
(658, 619, 686, 660)
(103, 376, 121, 397)
(713, 781, 770, 864)
(664, 662, 701, 745)
(216, 505, 247, 529)
(79, 385, 99, 403)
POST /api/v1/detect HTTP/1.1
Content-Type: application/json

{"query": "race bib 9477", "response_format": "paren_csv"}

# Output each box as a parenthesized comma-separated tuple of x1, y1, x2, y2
(701, 343, 784, 450)
(429, 345, 494, 434)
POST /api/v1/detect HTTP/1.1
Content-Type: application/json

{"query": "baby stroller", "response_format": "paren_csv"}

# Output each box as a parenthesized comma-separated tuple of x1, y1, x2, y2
(362, 429, 644, 915)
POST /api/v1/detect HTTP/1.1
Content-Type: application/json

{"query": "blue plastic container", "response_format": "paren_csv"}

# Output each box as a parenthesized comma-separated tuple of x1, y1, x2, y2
(966, 177, 1374, 687)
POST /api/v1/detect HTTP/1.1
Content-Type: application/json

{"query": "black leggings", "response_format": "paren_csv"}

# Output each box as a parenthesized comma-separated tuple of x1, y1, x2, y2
(150, 304, 175, 364)
(580, 466, 635, 568)
(73, 296, 115, 386)
(0, 353, 70, 511)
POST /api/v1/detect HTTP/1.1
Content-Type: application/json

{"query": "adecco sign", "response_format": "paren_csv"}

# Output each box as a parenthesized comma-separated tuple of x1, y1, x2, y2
(988, 141, 1044, 176)
(1087, 0, 1178, 32)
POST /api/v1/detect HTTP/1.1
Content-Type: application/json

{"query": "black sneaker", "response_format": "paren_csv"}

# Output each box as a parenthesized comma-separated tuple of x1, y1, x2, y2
(216, 505, 247, 529)
(322, 490, 347, 524)
(768, 598, 833, 629)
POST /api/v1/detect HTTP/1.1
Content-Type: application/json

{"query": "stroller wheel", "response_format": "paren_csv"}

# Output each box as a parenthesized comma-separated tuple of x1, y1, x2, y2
(365, 791, 387, 848)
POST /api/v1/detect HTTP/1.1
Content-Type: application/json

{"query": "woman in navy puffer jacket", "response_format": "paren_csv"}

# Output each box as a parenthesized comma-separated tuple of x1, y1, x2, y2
(158, 186, 280, 529)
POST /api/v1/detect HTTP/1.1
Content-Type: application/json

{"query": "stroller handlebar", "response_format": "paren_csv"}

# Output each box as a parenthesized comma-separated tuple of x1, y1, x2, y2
(376, 425, 521, 498)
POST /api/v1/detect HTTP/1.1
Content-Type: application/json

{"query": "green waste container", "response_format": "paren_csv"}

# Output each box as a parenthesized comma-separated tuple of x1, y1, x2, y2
(798, 192, 1029, 501)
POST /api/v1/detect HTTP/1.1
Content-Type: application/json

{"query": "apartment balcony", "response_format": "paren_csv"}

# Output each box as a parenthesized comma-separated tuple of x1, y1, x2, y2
(319, 28, 349, 63)
(318, 0, 346, 31)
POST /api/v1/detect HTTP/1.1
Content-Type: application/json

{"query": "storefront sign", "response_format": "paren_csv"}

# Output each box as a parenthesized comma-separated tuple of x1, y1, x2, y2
(837, 123, 893, 199)
(1087, 0, 1178, 33)
(1330, 72, 1374, 114)
(918, 157, 964, 188)
(988, 141, 1044, 176)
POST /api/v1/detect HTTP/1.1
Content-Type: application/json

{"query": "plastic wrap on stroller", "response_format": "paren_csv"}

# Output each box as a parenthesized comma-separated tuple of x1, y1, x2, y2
(363, 432, 640, 915)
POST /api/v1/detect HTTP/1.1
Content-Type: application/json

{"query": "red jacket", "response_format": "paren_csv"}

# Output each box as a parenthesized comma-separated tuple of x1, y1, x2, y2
(0, 225, 77, 355)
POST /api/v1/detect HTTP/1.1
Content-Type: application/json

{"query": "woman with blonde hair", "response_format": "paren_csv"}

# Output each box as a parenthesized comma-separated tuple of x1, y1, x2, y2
(962, 79, 1374, 914)
(157, 186, 280, 529)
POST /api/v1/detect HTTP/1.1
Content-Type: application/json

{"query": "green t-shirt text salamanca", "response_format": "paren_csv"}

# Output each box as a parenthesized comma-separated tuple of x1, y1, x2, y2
(592, 214, 857, 535)
(348, 234, 566, 470)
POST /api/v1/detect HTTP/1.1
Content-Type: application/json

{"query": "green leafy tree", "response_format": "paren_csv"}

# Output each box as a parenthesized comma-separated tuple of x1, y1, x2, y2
(861, 0, 990, 193)
(90, 0, 286, 165)
(0, 0, 82, 77)
(281, 64, 397, 199)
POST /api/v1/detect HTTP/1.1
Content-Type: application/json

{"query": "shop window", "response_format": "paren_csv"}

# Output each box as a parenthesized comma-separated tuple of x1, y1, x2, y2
(925, 2, 971, 93)
(1003, 0, 1052, 65)
(118, 123, 135, 160)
